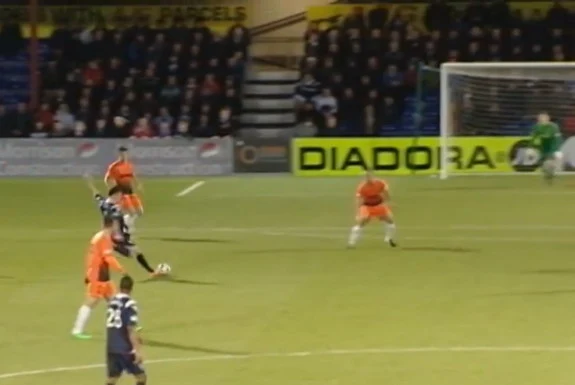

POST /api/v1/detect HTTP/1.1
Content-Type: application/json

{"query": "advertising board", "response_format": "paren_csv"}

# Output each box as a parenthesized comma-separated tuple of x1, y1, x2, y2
(0, 138, 233, 177)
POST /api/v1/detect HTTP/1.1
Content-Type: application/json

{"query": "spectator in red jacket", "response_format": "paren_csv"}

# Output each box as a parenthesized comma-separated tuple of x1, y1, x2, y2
(83, 61, 103, 86)
(131, 117, 154, 138)
(35, 103, 54, 131)
(200, 74, 221, 98)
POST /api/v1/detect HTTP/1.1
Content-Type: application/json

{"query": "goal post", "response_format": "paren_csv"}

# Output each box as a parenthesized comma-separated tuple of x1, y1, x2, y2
(435, 62, 575, 179)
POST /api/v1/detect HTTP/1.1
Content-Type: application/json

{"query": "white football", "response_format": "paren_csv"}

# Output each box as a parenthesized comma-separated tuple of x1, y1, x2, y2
(157, 263, 172, 274)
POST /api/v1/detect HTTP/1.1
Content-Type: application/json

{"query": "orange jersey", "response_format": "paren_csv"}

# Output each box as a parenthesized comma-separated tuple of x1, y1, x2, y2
(85, 230, 124, 283)
(356, 179, 388, 206)
(105, 160, 135, 187)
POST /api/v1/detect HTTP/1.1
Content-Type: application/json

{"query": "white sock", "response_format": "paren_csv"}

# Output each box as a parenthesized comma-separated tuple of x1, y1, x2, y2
(384, 223, 396, 242)
(124, 214, 136, 229)
(348, 225, 362, 246)
(72, 305, 92, 335)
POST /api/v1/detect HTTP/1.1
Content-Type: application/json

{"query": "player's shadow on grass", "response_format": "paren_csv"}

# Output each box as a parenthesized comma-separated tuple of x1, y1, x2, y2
(400, 246, 477, 253)
(488, 289, 575, 297)
(143, 237, 233, 244)
(144, 339, 247, 355)
(140, 276, 218, 286)
(524, 269, 575, 275)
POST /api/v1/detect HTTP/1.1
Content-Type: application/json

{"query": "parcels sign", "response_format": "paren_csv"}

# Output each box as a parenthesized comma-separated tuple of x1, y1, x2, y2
(0, 5, 248, 38)
(0, 138, 233, 177)
(292, 137, 540, 176)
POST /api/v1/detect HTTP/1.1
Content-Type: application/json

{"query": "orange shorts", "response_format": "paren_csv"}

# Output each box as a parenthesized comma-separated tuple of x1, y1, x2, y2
(86, 281, 116, 299)
(358, 204, 392, 220)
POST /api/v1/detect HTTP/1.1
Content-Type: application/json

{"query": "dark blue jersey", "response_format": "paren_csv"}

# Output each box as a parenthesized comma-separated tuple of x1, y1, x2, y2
(106, 293, 139, 354)
(95, 194, 131, 243)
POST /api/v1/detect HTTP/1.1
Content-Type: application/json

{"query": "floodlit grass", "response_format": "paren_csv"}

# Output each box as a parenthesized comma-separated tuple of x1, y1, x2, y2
(2, 175, 575, 384)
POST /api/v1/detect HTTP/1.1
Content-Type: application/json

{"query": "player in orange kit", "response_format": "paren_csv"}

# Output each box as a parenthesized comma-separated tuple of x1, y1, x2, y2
(104, 146, 143, 232)
(348, 171, 397, 248)
(71, 216, 127, 339)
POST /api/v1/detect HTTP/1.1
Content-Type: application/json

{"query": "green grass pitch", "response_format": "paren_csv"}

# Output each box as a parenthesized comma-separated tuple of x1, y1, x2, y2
(2, 175, 575, 384)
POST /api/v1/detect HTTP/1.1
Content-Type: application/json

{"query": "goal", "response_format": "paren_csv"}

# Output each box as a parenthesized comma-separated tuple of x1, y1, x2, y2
(436, 62, 575, 179)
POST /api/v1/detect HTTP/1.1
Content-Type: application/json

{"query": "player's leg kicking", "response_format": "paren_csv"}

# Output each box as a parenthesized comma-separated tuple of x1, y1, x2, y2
(114, 241, 164, 278)
(348, 205, 397, 248)
(72, 281, 115, 339)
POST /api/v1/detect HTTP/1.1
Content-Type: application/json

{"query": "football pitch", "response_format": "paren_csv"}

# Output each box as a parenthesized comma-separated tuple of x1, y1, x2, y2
(3, 175, 575, 384)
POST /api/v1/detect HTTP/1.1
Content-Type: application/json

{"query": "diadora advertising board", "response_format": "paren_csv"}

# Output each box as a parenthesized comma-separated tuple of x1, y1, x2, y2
(292, 137, 551, 176)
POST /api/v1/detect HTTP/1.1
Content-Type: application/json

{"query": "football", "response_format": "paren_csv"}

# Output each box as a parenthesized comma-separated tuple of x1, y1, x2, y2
(157, 263, 172, 274)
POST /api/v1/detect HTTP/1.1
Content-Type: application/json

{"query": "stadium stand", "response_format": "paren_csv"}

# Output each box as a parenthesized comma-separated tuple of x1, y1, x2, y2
(0, 16, 249, 138)
(298, 1, 574, 137)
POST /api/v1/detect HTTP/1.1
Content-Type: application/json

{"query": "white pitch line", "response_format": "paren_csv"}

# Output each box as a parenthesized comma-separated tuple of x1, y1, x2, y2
(2, 346, 575, 380)
(175, 181, 205, 197)
(174, 190, 575, 198)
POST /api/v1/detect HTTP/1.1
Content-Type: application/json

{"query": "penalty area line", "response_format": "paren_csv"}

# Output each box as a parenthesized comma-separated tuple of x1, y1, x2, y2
(175, 181, 205, 197)
(3, 346, 575, 380)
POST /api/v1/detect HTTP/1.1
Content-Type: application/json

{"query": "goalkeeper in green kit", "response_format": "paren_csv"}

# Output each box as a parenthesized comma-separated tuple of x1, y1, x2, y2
(530, 112, 563, 183)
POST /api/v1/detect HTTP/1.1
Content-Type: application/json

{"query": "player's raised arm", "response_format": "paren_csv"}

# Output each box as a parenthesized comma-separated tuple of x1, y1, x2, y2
(104, 169, 112, 187)
(83, 174, 100, 196)
(132, 168, 143, 191)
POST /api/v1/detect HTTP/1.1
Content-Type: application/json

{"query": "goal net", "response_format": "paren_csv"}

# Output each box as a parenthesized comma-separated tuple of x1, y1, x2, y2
(427, 63, 575, 179)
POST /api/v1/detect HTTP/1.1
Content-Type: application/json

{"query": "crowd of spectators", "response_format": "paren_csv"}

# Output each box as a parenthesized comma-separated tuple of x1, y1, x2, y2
(0, 17, 249, 138)
(296, 0, 575, 137)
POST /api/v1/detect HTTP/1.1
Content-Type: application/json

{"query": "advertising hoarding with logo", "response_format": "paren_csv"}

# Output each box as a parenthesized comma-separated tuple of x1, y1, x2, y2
(234, 129, 292, 173)
(291, 137, 553, 176)
(0, 138, 232, 177)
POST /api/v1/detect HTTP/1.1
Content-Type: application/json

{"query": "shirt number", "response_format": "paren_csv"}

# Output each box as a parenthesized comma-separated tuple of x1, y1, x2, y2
(106, 308, 122, 329)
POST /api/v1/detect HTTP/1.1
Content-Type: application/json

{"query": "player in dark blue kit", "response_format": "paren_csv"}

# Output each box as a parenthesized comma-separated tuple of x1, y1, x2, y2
(84, 175, 162, 277)
(106, 275, 147, 385)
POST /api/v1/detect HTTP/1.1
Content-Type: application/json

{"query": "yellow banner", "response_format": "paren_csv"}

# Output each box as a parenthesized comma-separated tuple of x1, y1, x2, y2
(307, 2, 575, 32)
(292, 137, 536, 176)
(0, 5, 248, 38)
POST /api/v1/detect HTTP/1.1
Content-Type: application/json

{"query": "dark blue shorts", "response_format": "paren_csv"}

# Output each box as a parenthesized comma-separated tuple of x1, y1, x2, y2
(113, 241, 135, 258)
(107, 353, 145, 378)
